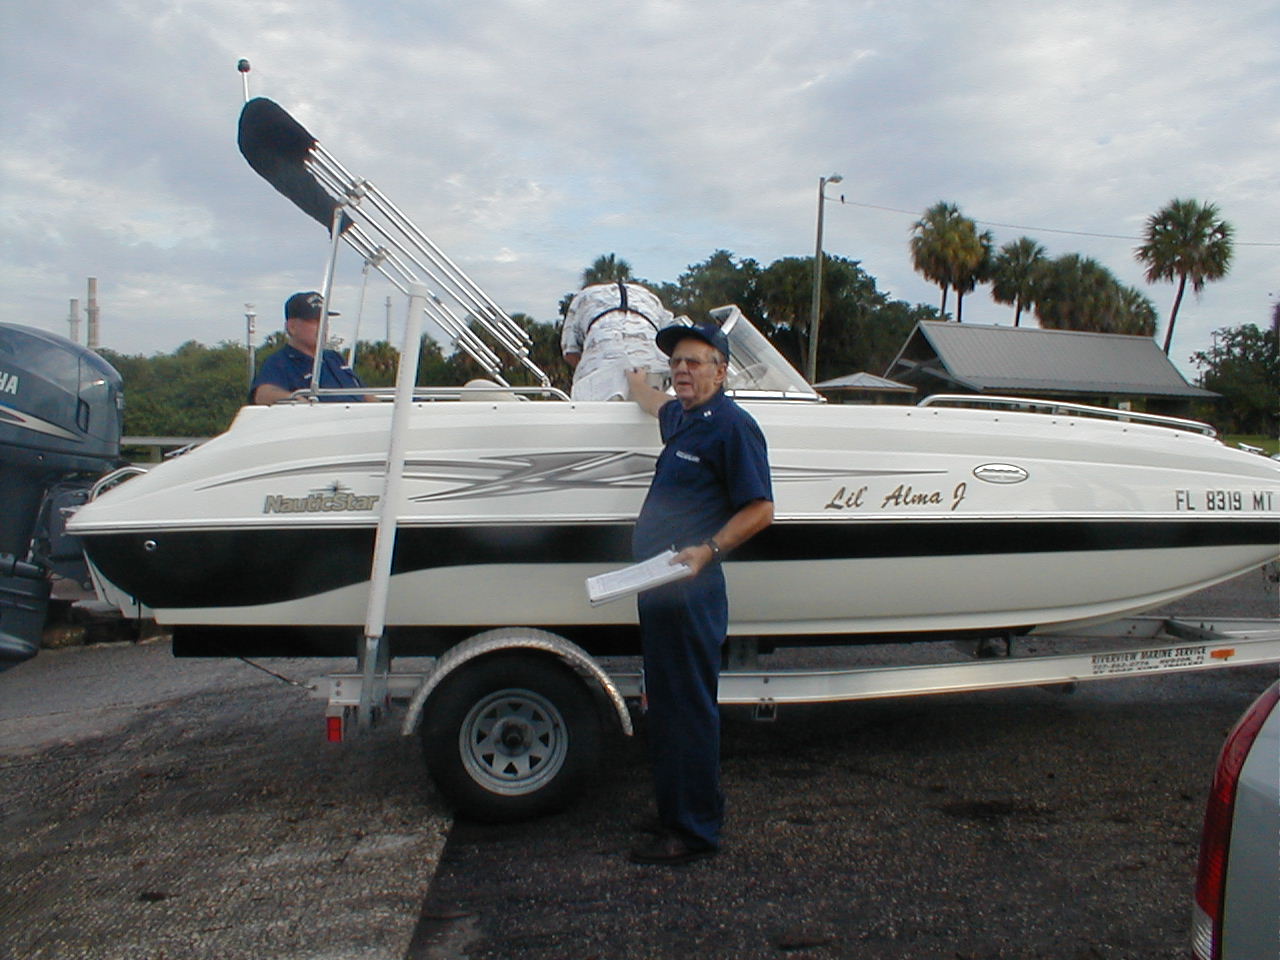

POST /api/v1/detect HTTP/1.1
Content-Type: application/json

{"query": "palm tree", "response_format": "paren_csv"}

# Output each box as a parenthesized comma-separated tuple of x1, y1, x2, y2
(581, 253, 634, 286)
(989, 237, 1047, 326)
(1034, 254, 1123, 332)
(1114, 286, 1158, 337)
(910, 202, 962, 316)
(952, 229, 993, 323)
(1134, 198, 1233, 354)
(910, 202, 987, 320)
(559, 253, 637, 317)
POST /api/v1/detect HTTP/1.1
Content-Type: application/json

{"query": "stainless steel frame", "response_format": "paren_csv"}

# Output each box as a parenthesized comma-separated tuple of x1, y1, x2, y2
(303, 141, 549, 390)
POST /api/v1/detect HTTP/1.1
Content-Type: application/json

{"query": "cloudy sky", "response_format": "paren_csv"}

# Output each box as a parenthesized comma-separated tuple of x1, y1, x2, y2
(2, 0, 1276, 377)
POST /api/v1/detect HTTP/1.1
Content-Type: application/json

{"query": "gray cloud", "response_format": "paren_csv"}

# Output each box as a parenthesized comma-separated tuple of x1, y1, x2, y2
(1, 0, 1274, 373)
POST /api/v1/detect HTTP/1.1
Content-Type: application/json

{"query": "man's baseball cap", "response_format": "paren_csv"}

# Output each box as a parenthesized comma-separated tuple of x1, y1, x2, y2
(655, 321, 730, 362)
(284, 291, 339, 321)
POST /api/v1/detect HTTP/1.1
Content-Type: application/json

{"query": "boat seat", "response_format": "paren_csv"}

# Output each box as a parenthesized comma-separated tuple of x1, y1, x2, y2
(461, 379, 525, 402)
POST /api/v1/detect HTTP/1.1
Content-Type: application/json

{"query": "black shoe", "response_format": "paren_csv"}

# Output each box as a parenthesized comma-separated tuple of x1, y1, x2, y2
(628, 831, 717, 866)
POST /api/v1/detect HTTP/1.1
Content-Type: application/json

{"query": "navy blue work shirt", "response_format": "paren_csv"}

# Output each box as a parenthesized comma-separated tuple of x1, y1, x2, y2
(632, 390, 773, 561)
(251, 344, 364, 402)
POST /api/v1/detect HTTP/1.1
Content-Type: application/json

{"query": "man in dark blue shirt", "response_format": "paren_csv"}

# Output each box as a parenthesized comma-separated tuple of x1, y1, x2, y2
(624, 321, 773, 865)
(251, 292, 366, 404)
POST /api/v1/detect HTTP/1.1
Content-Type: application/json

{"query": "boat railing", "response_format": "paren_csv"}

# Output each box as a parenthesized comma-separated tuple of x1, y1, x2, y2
(918, 394, 1218, 438)
(89, 465, 150, 501)
(288, 384, 571, 403)
(725, 388, 827, 403)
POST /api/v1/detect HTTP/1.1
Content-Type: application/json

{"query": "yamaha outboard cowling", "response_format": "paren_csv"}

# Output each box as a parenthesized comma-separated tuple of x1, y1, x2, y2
(0, 322, 123, 667)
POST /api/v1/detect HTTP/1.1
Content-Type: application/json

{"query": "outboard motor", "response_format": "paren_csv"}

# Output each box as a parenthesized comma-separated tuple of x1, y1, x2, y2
(0, 322, 123, 667)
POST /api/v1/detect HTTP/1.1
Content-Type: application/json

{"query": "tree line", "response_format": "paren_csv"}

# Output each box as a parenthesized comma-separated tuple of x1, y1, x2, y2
(101, 247, 940, 437)
(100, 194, 1270, 438)
(908, 197, 1234, 355)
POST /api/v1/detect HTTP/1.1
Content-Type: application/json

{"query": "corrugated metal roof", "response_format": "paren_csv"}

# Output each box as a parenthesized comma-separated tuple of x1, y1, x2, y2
(886, 322, 1216, 398)
(813, 371, 915, 392)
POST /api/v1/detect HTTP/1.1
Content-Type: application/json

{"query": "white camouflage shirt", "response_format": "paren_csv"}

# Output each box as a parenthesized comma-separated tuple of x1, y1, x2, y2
(560, 282, 676, 400)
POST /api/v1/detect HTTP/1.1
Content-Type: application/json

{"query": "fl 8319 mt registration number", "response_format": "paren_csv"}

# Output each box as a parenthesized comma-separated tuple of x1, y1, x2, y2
(1174, 489, 1275, 512)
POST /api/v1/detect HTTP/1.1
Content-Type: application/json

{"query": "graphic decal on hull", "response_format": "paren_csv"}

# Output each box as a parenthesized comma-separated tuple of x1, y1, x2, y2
(408, 451, 657, 502)
(198, 458, 388, 490)
(263, 481, 381, 514)
(196, 449, 948, 502)
(407, 451, 944, 504)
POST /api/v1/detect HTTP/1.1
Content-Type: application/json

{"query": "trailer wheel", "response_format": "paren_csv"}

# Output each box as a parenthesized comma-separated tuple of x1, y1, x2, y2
(420, 652, 601, 822)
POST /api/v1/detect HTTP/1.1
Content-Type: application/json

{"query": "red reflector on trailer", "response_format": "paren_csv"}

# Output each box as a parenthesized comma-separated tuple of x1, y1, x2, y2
(326, 714, 345, 742)
(1209, 648, 1235, 661)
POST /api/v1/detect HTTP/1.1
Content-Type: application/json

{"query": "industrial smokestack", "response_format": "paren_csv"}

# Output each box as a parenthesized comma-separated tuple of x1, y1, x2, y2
(86, 278, 100, 349)
(68, 298, 81, 344)
(245, 303, 257, 387)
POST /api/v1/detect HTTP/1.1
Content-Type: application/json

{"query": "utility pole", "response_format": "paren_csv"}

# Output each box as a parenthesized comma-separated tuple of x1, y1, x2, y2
(806, 173, 842, 385)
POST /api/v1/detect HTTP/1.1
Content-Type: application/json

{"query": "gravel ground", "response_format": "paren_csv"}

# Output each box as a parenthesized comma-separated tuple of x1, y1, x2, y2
(0, 567, 1275, 960)
(0, 645, 450, 960)
(408, 566, 1278, 960)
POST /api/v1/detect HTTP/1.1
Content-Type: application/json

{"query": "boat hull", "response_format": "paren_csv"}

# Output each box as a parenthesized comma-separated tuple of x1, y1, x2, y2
(69, 399, 1280, 656)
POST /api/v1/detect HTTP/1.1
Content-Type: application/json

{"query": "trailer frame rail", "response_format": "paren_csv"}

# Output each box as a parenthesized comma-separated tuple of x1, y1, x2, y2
(312, 616, 1280, 740)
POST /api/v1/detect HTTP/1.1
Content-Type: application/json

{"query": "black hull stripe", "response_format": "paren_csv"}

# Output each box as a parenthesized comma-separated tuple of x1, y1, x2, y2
(82, 519, 1278, 610)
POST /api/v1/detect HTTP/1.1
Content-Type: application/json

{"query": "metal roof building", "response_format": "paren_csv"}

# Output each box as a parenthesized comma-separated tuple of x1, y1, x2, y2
(884, 322, 1216, 402)
(812, 371, 916, 402)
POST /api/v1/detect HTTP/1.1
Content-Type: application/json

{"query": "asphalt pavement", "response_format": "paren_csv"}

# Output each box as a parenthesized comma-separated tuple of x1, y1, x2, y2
(1, 567, 1276, 960)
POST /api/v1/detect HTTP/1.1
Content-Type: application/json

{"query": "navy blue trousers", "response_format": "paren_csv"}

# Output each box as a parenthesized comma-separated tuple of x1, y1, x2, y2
(636, 567, 727, 850)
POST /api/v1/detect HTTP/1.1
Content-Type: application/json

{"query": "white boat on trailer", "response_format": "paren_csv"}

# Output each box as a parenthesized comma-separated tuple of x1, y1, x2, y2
(71, 366, 1280, 655)
(64, 95, 1280, 820)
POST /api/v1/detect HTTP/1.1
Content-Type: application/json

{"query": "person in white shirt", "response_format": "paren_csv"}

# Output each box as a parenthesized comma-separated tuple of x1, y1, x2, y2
(560, 281, 680, 400)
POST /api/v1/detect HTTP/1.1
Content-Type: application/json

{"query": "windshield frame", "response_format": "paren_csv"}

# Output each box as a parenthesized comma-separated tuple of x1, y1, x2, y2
(711, 305, 823, 402)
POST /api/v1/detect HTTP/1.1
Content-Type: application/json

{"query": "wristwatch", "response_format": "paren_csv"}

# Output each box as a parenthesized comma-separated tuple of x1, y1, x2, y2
(701, 538, 722, 563)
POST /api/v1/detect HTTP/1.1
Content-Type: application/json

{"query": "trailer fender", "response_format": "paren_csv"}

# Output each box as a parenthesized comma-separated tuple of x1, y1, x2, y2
(400, 627, 633, 737)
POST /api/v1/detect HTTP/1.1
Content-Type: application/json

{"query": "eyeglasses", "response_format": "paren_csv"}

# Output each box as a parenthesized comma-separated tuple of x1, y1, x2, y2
(668, 356, 720, 371)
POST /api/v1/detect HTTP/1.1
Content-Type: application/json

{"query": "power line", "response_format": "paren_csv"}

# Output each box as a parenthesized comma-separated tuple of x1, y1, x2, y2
(832, 196, 1280, 247)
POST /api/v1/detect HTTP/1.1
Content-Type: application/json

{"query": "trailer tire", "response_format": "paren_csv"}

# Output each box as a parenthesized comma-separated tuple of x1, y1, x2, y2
(420, 652, 601, 822)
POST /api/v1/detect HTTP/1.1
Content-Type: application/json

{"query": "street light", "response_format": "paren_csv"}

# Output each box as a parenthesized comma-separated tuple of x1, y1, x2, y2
(807, 173, 842, 384)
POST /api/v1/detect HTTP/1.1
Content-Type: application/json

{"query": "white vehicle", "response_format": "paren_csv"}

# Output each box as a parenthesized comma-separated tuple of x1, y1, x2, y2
(1192, 680, 1280, 960)
(62, 95, 1280, 820)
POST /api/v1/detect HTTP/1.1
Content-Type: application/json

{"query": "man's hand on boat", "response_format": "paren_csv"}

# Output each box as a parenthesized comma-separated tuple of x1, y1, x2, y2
(626, 366, 669, 417)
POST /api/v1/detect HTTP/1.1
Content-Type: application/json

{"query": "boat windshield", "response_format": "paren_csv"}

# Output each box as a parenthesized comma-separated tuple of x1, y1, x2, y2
(711, 305, 821, 401)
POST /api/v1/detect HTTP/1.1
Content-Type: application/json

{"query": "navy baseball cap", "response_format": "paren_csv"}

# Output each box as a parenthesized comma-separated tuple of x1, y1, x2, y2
(284, 291, 338, 321)
(655, 322, 730, 362)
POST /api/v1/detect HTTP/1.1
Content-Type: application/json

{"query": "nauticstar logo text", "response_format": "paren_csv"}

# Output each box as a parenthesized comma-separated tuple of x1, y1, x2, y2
(263, 488, 381, 514)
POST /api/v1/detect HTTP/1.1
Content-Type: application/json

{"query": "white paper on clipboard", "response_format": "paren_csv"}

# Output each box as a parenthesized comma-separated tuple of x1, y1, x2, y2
(585, 550, 693, 606)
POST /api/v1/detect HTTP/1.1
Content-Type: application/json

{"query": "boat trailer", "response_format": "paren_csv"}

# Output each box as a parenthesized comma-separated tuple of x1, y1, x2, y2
(311, 613, 1280, 821)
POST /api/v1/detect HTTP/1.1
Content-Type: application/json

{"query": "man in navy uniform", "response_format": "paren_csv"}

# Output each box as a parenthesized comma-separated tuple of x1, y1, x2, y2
(624, 321, 774, 865)
(251, 292, 365, 403)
